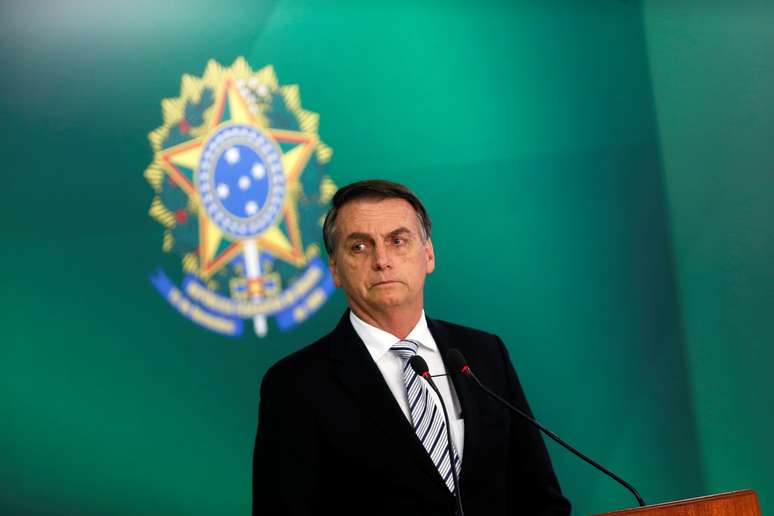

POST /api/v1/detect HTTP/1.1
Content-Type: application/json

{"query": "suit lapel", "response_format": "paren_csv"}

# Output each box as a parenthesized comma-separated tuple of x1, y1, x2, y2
(426, 316, 484, 494)
(328, 311, 452, 492)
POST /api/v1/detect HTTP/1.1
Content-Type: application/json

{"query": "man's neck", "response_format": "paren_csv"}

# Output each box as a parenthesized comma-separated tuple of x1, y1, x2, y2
(349, 305, 423, 340)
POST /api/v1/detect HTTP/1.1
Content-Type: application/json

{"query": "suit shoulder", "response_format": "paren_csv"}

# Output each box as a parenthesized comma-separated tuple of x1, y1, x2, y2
(431, 318, 496, 337)
(429, 318, 505, 350)
(260, 331, 334, 388)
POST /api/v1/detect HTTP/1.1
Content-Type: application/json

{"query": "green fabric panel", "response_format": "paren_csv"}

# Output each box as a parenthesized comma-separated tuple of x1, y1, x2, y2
(645, 1, 774, 511)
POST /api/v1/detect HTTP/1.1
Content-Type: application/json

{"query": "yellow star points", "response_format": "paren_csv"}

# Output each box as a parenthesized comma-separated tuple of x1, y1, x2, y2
(158, 76, 317, 279)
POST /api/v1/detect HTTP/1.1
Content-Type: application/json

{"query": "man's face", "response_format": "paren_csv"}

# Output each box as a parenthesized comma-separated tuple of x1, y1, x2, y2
(328, 197, 435, 321)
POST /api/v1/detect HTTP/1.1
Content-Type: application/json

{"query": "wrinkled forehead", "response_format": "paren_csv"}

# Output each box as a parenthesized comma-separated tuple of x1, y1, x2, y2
(336, 197, 422, 235)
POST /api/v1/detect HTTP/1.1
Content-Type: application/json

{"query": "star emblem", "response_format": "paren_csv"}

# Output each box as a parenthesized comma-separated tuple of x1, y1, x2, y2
(158, 77, 317, 278)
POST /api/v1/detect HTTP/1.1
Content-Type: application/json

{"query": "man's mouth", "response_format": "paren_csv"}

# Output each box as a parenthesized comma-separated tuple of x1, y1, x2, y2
(371, 280, 400, 288)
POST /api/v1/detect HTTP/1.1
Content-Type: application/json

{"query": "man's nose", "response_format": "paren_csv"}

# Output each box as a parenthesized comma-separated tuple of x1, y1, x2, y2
(372, 242, 391, 270)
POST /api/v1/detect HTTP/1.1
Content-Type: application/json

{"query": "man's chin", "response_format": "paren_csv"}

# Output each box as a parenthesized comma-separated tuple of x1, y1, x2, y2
(368, 293, 407, 310)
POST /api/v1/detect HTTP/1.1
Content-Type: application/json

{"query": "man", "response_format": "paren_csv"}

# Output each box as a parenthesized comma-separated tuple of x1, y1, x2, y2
(253, 180, 570, 515)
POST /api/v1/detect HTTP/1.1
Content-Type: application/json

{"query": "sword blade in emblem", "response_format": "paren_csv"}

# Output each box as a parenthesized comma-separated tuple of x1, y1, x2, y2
(242, 238, 268, 337)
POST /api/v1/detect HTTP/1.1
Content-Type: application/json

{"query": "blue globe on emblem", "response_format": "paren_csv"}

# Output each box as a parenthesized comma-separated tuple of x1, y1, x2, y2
(197, 125, 286, 238)
(213, 144, 270, 218)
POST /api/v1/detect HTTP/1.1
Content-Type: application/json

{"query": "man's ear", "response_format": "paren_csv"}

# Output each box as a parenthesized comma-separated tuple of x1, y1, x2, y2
(425, 238, 435, 274)
(328, 254, 342, 287)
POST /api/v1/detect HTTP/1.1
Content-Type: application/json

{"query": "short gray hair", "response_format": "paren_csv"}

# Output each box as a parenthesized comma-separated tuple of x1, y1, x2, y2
(322, 179, 432, 255)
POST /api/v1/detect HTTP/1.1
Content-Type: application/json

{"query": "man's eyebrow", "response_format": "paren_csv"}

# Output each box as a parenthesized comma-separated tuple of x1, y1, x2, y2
(343, 231, 374, 242)
(386, 227, 412, 237)
(343, 227, 413, 242)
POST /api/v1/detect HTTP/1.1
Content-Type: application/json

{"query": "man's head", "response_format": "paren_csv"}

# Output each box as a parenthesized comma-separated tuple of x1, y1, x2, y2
(323, 180, 435, 323)
(322, 180, 432, 255)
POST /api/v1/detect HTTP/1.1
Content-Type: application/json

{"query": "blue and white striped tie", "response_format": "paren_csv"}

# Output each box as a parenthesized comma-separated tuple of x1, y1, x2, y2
(391, 339, 461, 492)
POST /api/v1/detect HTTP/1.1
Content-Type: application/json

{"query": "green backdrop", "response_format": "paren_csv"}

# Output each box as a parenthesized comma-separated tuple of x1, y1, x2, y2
(1, 1, 771, 514)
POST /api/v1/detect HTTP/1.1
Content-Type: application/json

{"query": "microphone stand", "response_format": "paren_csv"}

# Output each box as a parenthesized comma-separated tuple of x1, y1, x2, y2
(461, 364, 645, 507)
(410, 356, 465, 516)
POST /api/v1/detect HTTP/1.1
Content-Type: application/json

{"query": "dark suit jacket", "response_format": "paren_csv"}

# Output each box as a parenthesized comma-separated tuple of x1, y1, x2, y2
(252, 312, 570, 515)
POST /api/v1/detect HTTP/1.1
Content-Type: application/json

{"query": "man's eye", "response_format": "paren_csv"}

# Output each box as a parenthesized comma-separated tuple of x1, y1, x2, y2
(352, 243, 366, 252)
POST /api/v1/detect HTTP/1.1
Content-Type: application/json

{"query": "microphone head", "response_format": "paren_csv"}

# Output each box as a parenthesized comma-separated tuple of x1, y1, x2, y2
(446, 349, 470, 375)
(408, 355, 430, 377)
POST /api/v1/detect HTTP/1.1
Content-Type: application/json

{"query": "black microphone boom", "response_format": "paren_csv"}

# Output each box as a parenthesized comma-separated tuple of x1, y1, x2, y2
(445, 349, 646, 508)
(408, 355, 465, 516)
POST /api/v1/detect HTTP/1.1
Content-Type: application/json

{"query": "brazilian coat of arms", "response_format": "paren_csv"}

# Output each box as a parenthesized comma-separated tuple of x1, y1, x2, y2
(144, 58, 336, 337)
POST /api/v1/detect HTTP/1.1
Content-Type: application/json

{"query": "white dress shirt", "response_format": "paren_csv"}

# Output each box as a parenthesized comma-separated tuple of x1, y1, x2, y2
(349, 310, 465, 460)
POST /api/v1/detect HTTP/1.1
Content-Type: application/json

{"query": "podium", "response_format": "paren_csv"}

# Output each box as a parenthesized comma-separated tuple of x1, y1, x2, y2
(592, 490, 760, 516)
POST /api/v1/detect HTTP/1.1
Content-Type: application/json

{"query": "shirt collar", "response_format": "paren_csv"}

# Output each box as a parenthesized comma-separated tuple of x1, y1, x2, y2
(350, 310, 437, 363)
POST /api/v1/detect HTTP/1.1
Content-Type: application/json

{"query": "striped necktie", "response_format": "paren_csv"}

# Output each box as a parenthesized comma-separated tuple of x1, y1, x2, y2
(391, 339, 461, 492)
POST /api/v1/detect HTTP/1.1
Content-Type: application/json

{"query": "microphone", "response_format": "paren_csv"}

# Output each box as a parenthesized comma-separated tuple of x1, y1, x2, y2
(409, 355, 465, 516)
(446, 349, 646, 508)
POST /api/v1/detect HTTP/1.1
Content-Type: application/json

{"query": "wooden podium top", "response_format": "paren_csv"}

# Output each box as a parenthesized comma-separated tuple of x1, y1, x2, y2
(591, 490, 760, 516)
